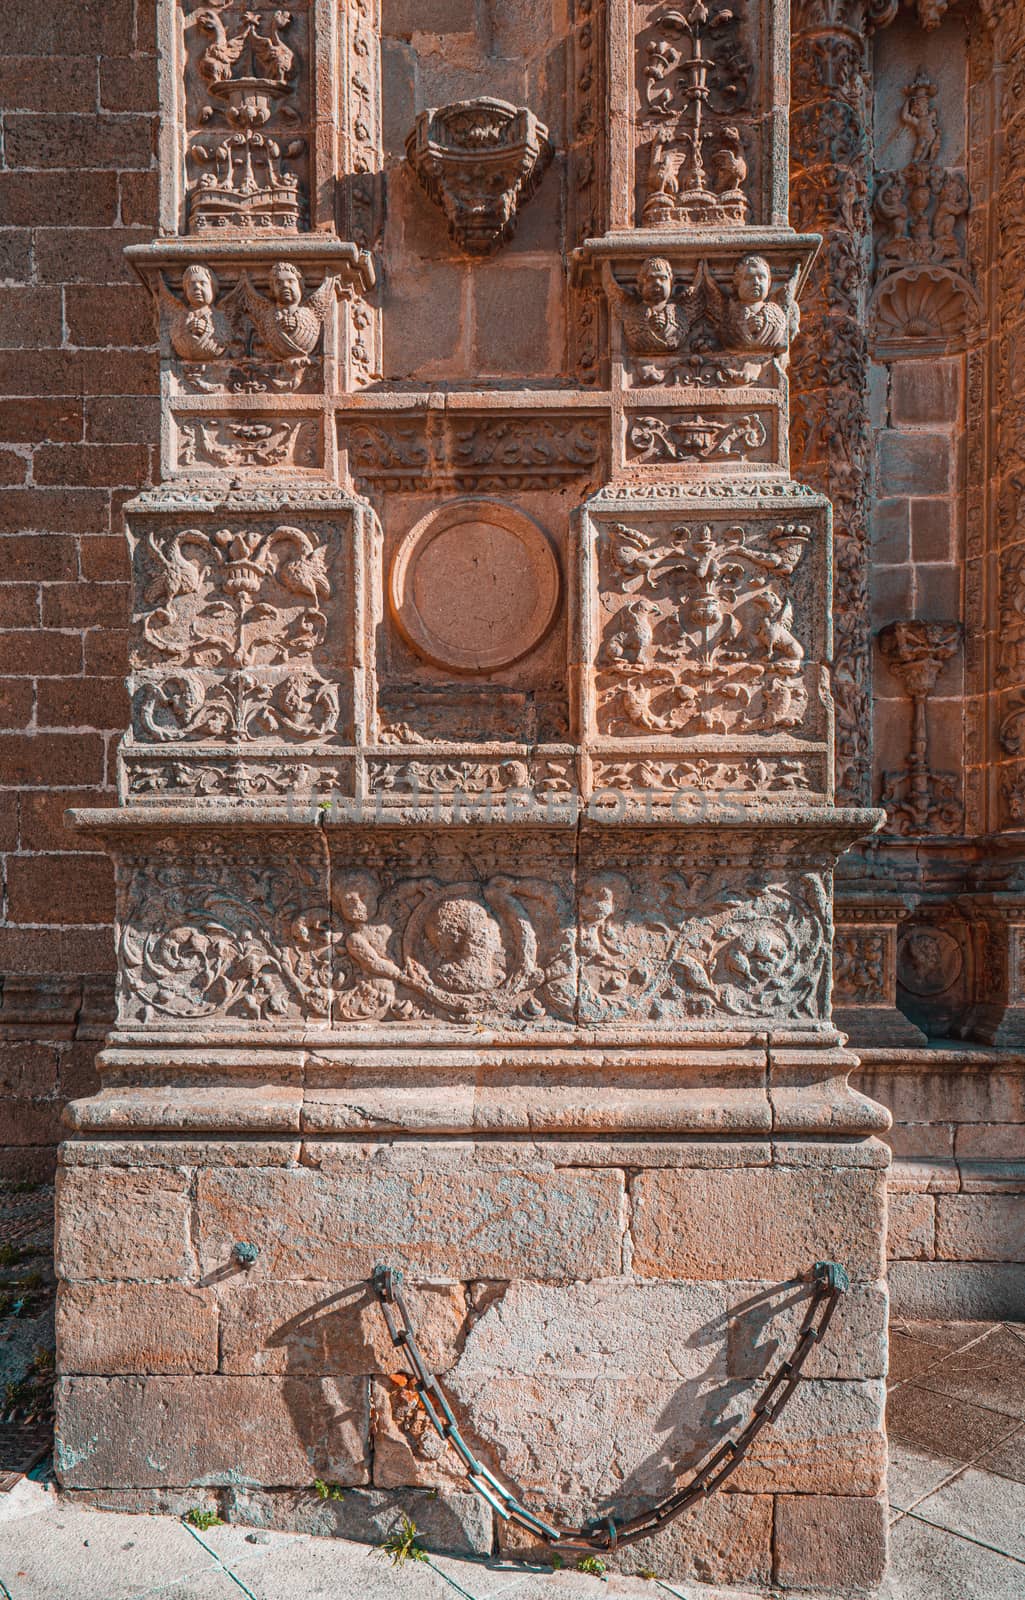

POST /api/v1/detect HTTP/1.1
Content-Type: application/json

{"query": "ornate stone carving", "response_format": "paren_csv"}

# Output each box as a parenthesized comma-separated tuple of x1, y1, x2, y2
(132, 666, 340, 743)
(897, 923, 962, 998)
(636, 0, 750, 226)
(591, 755, 812, 795)
(406, 98, 553, 255)
(332, 867, 574, 1022)
(122, 754, 349, 800)
(596, 517, 813, 738)
(790, 0, 873, 806)
(177, 415, 320, 469)
(878, 620, 962, 836)
(574, 865, 829, 1025)
(152, 254, 372, 394)
(624, 410, 771, 465)
(870, 68, 977, 353)
(117, 835, 330, 1024)
(183, 1, 309, 233)
(341, 416, 602, 493)
(389, 501, 561, 674)
(130, 521, 333, 669)
(833, 926, 886, 1005)
(601, 254, 800, 389)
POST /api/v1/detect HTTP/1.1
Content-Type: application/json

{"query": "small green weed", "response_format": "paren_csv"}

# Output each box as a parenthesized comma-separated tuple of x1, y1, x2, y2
(636, 1568, 658, 1581)
(183, 1508, 224, 1530)
(576, 1554, 607, 1578)
(550, 1553, 564, 1570)
(313, 1478, 346, 1501)
(378, 1514, 429, 1568)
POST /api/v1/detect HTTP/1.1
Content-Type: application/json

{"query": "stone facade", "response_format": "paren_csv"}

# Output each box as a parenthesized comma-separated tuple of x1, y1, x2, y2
(0, 0, 1020, 1591)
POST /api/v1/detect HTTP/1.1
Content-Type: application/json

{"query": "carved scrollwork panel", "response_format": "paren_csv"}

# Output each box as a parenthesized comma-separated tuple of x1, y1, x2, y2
(116, 834, 331, 1025)
(591, 510, 827, 747)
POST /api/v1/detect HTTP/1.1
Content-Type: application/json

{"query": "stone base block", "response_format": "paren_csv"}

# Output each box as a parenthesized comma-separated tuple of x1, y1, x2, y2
(55, 1135, 889, 1593)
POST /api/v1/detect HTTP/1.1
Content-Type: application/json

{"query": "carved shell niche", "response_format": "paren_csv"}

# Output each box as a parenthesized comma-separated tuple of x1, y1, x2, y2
(870, 266, 980, 357)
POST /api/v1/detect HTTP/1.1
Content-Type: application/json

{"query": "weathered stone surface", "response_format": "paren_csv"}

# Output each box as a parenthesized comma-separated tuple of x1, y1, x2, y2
(631, 1168, 886, 1281)
(56, 1165, 194, 1282)
(196, 1164, 624, 1281)
(498, 1490, 774, 1590)
(56, 1283, 218, 1375)
(217, 1280, 467, 1377)
(727, 1380, 887, 1496)
(775, 1493, 888, 1592)
(936, 1196, 1025, 1262)
(889, 1192, 937, 1260)
(55, 1376, 370, 1489)
(224, 1485, 493, 1557)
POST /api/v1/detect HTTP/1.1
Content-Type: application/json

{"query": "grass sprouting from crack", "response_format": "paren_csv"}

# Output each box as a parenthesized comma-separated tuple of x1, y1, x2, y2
(377, 1514, 429, 1567)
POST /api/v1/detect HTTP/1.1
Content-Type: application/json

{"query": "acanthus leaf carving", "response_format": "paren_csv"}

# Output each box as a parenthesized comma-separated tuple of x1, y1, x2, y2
(118, 836, 330, 1024)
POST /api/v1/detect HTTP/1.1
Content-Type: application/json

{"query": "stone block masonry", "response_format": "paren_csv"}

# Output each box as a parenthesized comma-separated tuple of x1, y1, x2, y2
(55, 1136, 890, 1594)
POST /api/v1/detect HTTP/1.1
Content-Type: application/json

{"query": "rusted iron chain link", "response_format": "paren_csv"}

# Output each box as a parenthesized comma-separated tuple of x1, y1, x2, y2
(372, 1258, 849, 1553)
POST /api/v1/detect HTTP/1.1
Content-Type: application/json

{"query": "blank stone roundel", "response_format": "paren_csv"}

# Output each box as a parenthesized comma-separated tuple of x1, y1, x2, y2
(389, 499, 561, 673)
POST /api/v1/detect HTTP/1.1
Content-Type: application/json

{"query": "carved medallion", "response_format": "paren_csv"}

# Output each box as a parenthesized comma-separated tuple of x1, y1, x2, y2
(389, 500, 561, 674)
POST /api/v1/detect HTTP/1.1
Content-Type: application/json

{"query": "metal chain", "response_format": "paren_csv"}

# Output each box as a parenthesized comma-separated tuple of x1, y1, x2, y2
(372, 1258, 849, 1554)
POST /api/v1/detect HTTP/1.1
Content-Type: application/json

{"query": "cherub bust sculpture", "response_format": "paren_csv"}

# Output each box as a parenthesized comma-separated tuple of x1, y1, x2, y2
(602, 256, 687, 384)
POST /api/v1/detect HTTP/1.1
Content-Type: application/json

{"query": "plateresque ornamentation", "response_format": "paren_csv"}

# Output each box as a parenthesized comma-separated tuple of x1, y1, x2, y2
(406, 98, 553, 254)
(597, 518, 812, 736)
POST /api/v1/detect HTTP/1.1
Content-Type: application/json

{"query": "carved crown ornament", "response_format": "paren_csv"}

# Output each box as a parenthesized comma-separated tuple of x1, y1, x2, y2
(183, 1, 310, 233)
(405, 98, 553, 255)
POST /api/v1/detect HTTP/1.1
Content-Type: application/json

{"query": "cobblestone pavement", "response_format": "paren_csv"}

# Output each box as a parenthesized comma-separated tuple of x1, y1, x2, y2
(0, 1320, 1023, 1599)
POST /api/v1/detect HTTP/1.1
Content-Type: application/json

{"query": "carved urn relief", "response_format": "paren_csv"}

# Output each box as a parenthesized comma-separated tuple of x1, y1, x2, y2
(405, 98, 553, 254)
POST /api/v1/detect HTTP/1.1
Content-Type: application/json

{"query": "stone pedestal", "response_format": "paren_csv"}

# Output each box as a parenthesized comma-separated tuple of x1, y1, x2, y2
(55, 0, 891, 1591)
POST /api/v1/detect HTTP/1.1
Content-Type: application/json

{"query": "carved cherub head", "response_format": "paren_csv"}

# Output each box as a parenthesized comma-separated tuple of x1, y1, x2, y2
(637, 256, 674, 308)
(269, 261, 304, 307)
(733, 255, 772, 308)
(333, 871, 379, 924)
(182, 263, 216, 308)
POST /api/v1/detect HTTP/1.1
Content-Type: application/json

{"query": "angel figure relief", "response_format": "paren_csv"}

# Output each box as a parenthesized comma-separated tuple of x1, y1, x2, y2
(239, 260, 343, 368)
(699, 254, 801, 359)
(160, 260, 342, 392)
(601, 256, 699, 384)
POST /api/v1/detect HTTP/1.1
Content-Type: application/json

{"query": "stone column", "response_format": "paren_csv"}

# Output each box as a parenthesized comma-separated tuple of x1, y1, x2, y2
(55, 1, 890, 1592)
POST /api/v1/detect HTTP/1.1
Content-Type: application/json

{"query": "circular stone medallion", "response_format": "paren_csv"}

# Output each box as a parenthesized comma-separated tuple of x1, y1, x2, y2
(389, 499, 561, 673)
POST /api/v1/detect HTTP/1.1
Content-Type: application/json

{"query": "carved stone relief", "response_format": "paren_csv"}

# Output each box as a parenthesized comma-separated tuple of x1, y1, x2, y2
(870, 67, 977, 353)
(633, 0, 752, 226)
(181, 0, 311, 233)
(878, 620, 963, 836)
(116, 833, 330, 1024)
(341, 415, 603, 494)
(790, 0, 874, 807)
(152, 255, 371, 394)
(124, 501, 358, 790)
(405, 99, 553, 254)
(601, 253, 800, 390)
(594, 514, 818, 741)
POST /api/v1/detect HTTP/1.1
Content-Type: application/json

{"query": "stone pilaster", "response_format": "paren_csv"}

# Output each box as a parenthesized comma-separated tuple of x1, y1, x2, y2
(55, 1, 890, 1591)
